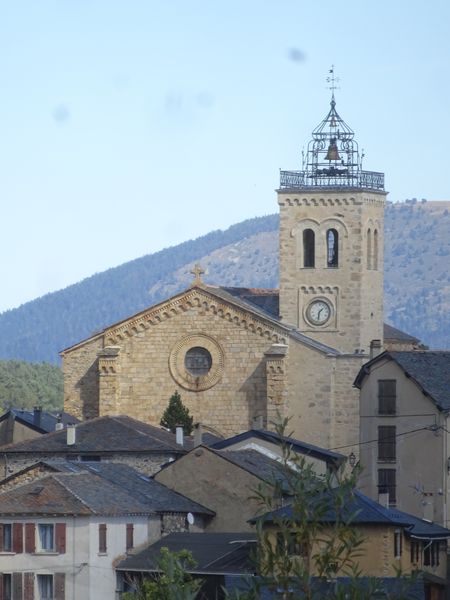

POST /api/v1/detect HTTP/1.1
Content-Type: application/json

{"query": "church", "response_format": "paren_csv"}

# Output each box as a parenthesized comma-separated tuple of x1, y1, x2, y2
(62, 85, 394, 454)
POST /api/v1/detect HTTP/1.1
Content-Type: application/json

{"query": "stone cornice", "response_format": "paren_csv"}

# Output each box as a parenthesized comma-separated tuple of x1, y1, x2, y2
(105, 287, 288, 346)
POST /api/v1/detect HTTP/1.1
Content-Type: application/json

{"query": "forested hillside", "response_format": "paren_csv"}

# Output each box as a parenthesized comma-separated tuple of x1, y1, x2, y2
(0, 361, 63, 411)
(0, 201, 448, 364)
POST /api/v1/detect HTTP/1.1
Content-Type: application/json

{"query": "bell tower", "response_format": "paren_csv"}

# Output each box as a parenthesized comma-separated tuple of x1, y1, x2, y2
(278, 70, 387, 354)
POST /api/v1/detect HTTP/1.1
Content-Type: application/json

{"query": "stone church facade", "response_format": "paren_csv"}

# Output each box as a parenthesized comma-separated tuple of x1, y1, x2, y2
(62, 88, 387, 454)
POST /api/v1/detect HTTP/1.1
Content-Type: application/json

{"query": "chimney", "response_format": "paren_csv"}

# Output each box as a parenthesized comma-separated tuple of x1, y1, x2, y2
(55, 414, 64, 432)
(66, 424, 76, 446)
(194, 423, 203, 448)
(370, 339, 382, 360)
(175, 425, 184, 447)
(33, 406, 42, 427)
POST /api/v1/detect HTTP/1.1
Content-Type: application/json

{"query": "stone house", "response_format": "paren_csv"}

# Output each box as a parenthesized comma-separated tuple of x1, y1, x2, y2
(0, 415, 188, 480)
(0, 464, 213, 600)
(355, 350, 450, 527)
(255, 489, 450, 599)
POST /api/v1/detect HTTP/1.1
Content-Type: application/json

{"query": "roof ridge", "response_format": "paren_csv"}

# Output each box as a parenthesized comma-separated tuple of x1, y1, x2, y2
(53, 471, 100, 515)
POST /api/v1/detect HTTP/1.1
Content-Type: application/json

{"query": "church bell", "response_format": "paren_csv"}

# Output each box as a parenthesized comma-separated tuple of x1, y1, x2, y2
(325, 138, 340, 161)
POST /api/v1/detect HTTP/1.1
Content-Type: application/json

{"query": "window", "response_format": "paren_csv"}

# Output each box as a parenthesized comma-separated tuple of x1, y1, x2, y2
(37, 574, 53, 600)
(410, 540, 420, 564)
(126, 523, 134, 551)
(38, 524, 54, 552)
(378, 380, 396, 415)
(373, 229, 379, 270)
(378, 426, 396, 461)
(185, 347, 212, 376)
(0, 524, 12, 551)
(394, 529, 402, 558)
(424, 541, 440, 567)
(276, 532, 308, 557)
(326, 229, 339, 267)
(367, 229, 372, 269)
(99, 523, 107, 553)
(378, 469, 396, 505)
(303, 229, 315, 268)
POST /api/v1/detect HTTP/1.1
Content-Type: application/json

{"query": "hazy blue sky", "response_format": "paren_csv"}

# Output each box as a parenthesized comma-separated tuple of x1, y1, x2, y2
(0, 0, 448, 312)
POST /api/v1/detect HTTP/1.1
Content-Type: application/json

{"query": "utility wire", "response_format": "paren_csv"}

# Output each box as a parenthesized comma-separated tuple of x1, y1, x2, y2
(328, 424, 437, 452)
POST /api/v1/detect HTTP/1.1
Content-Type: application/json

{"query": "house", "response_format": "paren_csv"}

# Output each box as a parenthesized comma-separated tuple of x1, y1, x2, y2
(253, 489, 450, 599)
(0, 415, 189, 481)
(0, 408, 78, 446)
(355, 350, 450, 526)
(210, 426, 345, 475)
(0, 464, 214, 600)
(60, 89, 389, 458)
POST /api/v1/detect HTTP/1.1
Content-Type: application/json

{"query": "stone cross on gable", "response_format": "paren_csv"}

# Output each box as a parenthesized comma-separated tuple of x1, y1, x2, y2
(190, 263, 205, 286)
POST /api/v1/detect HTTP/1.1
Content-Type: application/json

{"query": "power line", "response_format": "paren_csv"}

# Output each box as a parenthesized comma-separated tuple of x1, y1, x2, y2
(328, 424, 438, 452)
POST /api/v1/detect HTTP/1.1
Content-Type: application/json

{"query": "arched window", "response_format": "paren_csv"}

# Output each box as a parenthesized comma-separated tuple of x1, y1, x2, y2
(326, 229, 339, 268)
(373, 229, 379, 270)
(367, 229, 372, 270)
(303, 229, 315, 268)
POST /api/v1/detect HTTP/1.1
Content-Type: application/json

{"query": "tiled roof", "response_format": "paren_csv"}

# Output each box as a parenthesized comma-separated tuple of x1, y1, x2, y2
(213, 449, 291, 488)
(255, 489, 450, 540)
(116, 532, 256, 574)
(0, 465, 214, 517)
(0, 415, 187, 454)
(43, 461, 214, 515)
(211, 429, 344, 466)
(355, 350, 450, 411)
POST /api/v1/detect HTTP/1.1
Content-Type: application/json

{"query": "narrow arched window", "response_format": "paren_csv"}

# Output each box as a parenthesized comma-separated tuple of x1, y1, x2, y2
(367, 229, 372, 270)
(303, 229, 315, 268)
(373, 229, 379, 270)
(326, 229, 339, 268)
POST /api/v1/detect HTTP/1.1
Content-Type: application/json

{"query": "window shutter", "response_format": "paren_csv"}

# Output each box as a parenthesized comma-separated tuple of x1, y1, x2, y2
(25, 523, 35, 553)
(23, 573, 34, 600)
(0, 524, 3, 551)
(99, 523, 107, 553)
(12, 573, 23, 600)
(0, 574, 4, 600)
(126, 523, 134, 551)
(55, 523, 66, 554)
(12, 523, 23, 553)
(55, 573, 65, 600)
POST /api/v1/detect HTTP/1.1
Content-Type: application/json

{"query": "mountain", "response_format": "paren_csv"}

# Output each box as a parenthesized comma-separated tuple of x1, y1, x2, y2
(0, 201, 448, 364)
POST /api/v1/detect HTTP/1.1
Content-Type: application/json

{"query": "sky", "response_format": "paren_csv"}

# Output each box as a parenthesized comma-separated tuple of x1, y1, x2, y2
(0, 0, 449, 313)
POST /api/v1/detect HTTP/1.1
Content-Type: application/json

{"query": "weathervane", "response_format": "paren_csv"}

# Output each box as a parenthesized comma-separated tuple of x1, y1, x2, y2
(326, 65, 340, 96)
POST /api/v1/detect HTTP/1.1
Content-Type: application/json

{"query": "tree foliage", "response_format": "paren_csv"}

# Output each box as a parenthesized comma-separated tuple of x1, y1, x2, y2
(0, 360, 63, 412)
(122, 547, 202, 600)
(160, 390, 194, 435)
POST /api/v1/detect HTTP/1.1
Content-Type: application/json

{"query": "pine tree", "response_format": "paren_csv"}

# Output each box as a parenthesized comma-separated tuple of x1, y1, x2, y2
(160, 391, 193, 435)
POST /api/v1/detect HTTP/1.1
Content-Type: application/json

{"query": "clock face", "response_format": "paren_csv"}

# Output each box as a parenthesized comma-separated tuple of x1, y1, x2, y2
(306, 299, 331, 326)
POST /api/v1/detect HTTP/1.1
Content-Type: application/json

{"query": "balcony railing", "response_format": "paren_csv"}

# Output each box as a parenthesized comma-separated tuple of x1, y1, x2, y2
(279, 169, 385, 191)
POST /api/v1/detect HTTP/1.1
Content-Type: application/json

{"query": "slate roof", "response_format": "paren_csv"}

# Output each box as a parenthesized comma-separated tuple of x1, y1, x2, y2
(0, 409, 79, 434)
(254, 489, 450, 540)
(213, 449, 292, 488)
(116, 532, 256, 574)
(354, 350, 450, 411)
(42, 461, 214, 515)
(384, 323, 420, 343)
(0, 415, 187, 455)
(211, 429, 344, 466)
(0, 465, 214, 517)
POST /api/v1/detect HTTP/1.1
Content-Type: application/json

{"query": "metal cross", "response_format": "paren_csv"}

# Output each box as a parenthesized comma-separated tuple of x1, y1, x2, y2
(190, 263, 205, 286)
